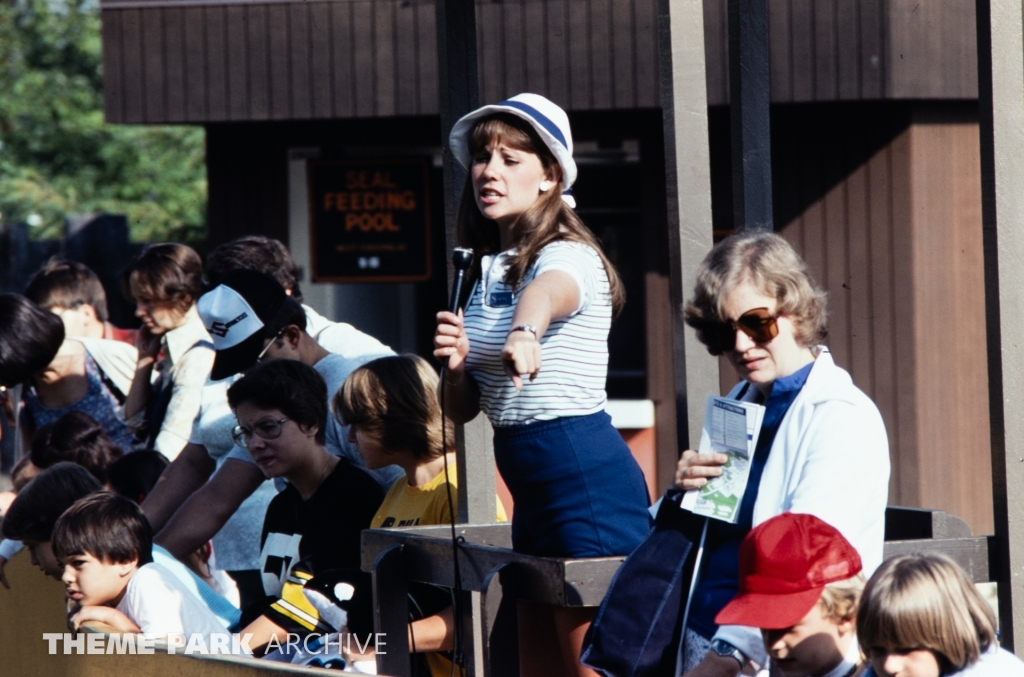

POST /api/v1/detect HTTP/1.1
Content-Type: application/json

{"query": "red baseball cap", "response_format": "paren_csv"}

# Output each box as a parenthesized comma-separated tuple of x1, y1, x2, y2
(715, 512, 862, 629)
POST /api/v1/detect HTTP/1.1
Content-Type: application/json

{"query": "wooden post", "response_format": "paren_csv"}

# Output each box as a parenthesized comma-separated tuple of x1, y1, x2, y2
(372, 545, 410, 676)
(435, 0, 496, 526)
(436, 0, 479, 235)
(976, 0, 1024, 652)
(657, 0, 720, 450)
(728, 0, 773, 233)
(435, 3, 493, 675)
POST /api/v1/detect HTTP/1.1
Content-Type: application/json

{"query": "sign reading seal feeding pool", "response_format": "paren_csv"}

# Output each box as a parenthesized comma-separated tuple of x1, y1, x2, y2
(308, 158, 432, 282)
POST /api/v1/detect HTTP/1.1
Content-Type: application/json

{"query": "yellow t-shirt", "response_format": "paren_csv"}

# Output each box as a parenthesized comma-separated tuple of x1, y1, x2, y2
(370, 461, 507, 528)
(370, 461, 507, 677)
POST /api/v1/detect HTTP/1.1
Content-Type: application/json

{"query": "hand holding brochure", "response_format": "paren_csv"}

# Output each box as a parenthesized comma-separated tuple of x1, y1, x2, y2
(680, 395, 765, 523)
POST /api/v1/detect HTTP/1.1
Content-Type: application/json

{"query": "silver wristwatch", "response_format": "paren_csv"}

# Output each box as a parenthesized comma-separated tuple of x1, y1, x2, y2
(507, 324, 538, 340)
(709, 639, 744, 667)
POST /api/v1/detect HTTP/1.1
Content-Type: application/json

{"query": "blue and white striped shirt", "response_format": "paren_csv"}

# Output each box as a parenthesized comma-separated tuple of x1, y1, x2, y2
(463, 241, 612, 427)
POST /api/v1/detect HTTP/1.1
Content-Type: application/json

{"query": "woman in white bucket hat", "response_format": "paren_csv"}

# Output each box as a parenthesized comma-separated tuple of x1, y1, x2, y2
(435, 93, 651, 676)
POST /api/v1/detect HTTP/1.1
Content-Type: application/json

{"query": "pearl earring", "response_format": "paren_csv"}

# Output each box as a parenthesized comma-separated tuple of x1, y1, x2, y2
(539, 181, 552, 192)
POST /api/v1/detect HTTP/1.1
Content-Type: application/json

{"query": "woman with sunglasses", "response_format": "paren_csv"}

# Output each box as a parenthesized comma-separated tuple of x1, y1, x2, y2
(227, 359, 383, 654)
(675, 233, 890, 677)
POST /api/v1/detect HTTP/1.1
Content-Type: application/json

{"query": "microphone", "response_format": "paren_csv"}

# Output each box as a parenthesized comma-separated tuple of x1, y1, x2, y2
(445, 248, 474, 369)
(448, 248, 474, 314)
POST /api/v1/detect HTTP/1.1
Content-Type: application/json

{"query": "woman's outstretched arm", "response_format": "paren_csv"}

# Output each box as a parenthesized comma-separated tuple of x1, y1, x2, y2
(500, 270, 580, 390)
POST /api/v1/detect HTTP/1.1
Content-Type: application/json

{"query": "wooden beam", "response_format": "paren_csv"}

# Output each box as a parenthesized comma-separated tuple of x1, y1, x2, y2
(434, 6, 493, 675)
(435, 0, 496, 527)
(882, 537, 993, 584)
(480, 564, 519, 677)
(728, 0, 773, 232)
(436, 0, 478, 237)
(371, 545, 410, 676)
(976, 0, 1024, 652)
(657, 0, 720, 450)
(362, 524, 627, 606)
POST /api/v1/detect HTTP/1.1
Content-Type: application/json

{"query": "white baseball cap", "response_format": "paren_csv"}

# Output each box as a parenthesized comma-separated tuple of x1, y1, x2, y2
(198, 269, 287, 380)
(449, 93, 577, 206)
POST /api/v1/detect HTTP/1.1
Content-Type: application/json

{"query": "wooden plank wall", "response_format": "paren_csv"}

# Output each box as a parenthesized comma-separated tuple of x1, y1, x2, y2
(101, 0, 442, 123)
(777, 104, 991, 535)
(704, 0, 978, 105)
(476, 0, 660, 109)
(903, 115, 989, 535)
(101, 0, 979, 124)
(100, 0, 660, 124)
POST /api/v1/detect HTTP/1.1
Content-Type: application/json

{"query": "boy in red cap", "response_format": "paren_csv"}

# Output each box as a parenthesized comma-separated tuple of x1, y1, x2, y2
(715, 512, 866, 677)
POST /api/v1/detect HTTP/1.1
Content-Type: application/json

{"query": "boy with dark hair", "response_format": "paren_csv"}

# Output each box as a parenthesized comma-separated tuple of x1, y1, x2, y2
(226, 359, 383, 652)
(54, 492, 236, 644)
(24, 258, 134, 343)
(25, 258, 110, 339)
(1, 463, 240, 629)
(2, 463, 103, 580)
(0, 293, 67, 388)
(227, 358, 329, 445)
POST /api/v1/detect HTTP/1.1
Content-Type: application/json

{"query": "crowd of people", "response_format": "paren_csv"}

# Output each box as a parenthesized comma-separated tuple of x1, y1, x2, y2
(0, 92, 1017, 677)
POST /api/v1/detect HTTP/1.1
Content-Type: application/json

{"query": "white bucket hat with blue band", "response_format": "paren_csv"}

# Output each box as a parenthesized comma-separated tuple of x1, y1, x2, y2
(449, 93, 578, 207)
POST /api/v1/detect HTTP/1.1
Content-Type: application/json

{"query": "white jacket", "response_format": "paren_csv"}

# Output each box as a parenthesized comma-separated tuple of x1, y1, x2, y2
(713, 347, 890, 667)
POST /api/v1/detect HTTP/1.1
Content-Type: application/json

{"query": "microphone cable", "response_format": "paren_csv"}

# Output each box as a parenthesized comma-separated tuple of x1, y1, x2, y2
(440, 247, 473, 675)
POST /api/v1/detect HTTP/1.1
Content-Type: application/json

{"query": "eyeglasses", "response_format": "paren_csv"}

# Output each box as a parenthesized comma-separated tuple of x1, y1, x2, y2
(232, 416, 290, 448)
(700, 307, 779, 353)
(256, 328, 285, 363)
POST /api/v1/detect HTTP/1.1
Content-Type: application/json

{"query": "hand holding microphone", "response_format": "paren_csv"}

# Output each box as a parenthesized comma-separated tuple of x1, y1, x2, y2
(434, 248, 474, 373)
(448, 247, 474, 315)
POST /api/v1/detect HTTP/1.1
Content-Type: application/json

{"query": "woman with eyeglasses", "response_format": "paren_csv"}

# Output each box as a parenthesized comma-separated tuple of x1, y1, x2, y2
(227, 359, 383, 655)
(675, 233, 890, 677)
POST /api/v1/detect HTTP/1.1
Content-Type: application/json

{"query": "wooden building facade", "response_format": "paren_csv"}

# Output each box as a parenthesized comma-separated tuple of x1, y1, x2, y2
(99, 0, 994, 533)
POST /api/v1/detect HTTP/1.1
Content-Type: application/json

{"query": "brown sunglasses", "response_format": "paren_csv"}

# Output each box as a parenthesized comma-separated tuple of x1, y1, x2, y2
(701, 307, 780, 353)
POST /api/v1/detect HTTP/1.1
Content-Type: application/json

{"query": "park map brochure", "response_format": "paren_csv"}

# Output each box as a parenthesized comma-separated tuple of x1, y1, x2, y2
(680, 395, 765, 523)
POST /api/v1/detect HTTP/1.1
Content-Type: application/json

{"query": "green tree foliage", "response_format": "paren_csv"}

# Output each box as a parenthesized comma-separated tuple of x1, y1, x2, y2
(0, 0, 206, 245)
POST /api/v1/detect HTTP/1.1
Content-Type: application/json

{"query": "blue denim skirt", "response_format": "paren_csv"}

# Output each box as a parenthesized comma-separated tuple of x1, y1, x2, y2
(493, 411, 651, 558)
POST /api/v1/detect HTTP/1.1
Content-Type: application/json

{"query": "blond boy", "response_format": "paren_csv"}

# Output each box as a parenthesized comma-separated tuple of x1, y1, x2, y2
(715, 513, 865, 677)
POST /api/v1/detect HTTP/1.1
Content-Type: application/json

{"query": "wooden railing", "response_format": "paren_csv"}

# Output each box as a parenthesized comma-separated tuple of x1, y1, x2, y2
(0, 553, 328, 676)
(0, 506, 992, 677)
(362, 506, 995, 677)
